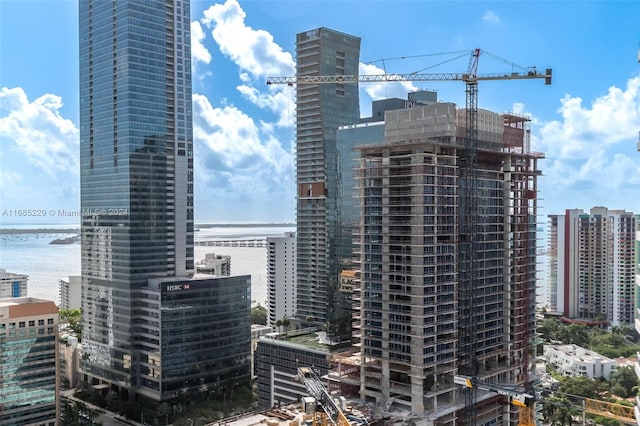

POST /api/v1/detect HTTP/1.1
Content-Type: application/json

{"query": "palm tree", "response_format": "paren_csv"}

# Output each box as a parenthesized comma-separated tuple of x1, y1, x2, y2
(282, 317, 290, 335)
(62, 398, 80, 425)
(547, 396, 580, 426)
(541, 399, 557, 424)
(276, 319, 283, 333)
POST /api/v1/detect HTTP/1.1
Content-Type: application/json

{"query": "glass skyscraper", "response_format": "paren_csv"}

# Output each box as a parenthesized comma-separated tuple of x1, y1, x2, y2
(79, 0, 194, 398)
(295, 28, 361, 326)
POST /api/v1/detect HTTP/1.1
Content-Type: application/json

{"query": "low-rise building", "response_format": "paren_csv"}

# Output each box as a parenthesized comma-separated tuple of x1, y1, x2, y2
(196, 253, 231, 276)
(0, 268, 28, 298)
(255, 329, 334, 409)
(543, 344, 615, 379)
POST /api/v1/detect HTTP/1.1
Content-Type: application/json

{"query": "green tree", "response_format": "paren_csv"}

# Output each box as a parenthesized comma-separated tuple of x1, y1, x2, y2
(562, 324, 590, 347)
(250, 304, 267, 325)
(61, 398, 80, 425)
(610, 366, 638, 398)
(282, 317, 290, 334)
(589, 331, 640, 358)
(59, 308, 82, 340)
(539, 318, 562, 341)
(61, 398, 102, 425)
(546, 396, 580, 426)
(559, 376, 607, 399)
(276, 319, 283, 333)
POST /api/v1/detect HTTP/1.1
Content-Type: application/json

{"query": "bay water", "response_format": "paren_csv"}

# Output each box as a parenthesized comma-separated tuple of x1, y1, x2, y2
(0, 225, 294, 307)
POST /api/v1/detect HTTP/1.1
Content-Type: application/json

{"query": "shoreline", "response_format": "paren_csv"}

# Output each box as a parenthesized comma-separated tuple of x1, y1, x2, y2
(0, 223, 295, 235)
(0, 228, 80, 235)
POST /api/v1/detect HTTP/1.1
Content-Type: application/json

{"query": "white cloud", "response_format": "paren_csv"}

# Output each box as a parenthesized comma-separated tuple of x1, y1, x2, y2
(191, 92, 295, 220)
(522, 76, 640, 212)
(482, 10, 500, 25)
(0, 87, 80, 212)
(200, 0, 295, 126)
(534, 76, 640, 160)
(0, 87, 78, 176)
(191, 21, 212, 65)
(358, 62, 419, 116)
(201, 0, 294, 79)
(192, 93, 292, 189)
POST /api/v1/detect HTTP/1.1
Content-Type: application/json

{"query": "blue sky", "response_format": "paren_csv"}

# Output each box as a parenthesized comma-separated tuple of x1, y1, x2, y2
(1, 0, 639, 224)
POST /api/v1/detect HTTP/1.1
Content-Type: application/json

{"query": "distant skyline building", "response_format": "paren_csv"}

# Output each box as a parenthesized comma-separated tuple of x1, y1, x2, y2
(294, 27, 361, 325)
(548, 207, 636, 326)
(0, 297, 59, 424)
(59, 275, 81, 310)
(196, 253, 231, 276)
(79, 0, 195, 403)
(636, 216, 640, 335)
(0, 268, 28, 299)
(353, 102, 541, 422)
(266, 231, 296, 327)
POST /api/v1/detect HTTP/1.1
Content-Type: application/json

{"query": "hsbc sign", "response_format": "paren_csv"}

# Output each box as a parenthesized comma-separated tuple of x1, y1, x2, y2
(166, 283, 191, 292)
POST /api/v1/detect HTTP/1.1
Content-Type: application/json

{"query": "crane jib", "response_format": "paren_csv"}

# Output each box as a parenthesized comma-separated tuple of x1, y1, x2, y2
(266, 70, 552, 85)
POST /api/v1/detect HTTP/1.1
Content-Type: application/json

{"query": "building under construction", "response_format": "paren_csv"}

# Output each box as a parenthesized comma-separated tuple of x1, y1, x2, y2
(347, 102, 541, 425)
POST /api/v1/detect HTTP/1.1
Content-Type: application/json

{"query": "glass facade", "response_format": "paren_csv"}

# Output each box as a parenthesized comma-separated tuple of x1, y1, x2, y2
(79, 0, 194, 393)
(255, 337, 330, 409)
(295, 28, 361, 325)
(336, 123, 384, 263)
(0, 299, 58, 425)
(133, 276, 252, 402)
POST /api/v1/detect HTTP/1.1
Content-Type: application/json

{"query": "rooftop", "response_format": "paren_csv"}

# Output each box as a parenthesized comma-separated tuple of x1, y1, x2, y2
(546, 344, 613, 362)
(285, 332, 333, 350)
(0, 268, 28, 279)
(0, 297, 58, 318)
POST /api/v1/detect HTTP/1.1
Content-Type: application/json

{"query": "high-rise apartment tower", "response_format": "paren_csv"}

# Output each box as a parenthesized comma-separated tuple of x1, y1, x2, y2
(295, 28, 361, 324)
(548, 207, 635, 326)
(266, 231, 297, 327)
(79, 0, 194, 397)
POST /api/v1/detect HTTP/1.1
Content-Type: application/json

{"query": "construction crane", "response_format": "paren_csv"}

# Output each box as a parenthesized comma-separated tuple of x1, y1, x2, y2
(457, 375, 639, 425)
(270, 49, 552, 426)
(455, 375, 535, 426)
(297, 367, 356, 426)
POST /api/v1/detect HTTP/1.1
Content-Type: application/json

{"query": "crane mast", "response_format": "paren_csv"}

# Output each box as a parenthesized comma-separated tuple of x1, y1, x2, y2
(269, 49, 551, 426)
(297, 367, 353, 426)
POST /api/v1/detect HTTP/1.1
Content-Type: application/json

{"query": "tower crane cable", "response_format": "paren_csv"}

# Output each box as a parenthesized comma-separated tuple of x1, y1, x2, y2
(364, 49, 472, 66)
(411, 52, 472, 75)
